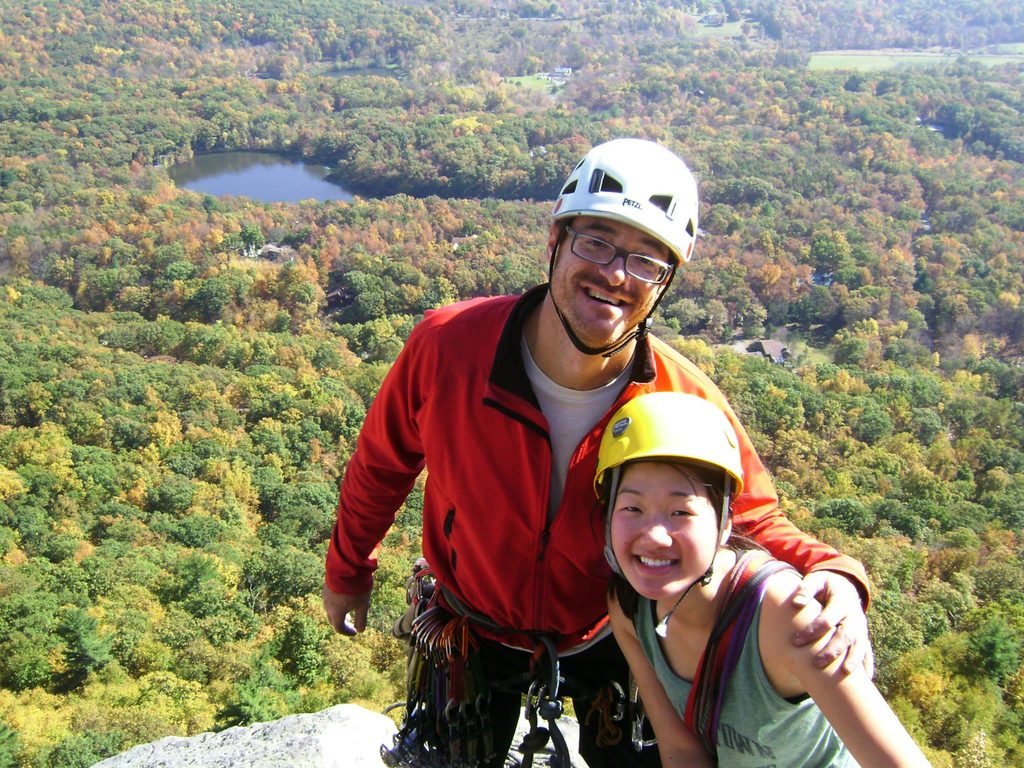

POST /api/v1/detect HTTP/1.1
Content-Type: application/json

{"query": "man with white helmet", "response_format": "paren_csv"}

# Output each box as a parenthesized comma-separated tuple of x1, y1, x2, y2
(323, 139, 872, 767)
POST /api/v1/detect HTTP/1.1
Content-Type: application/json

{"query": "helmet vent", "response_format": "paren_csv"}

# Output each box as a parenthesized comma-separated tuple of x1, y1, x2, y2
(596, 171, 623, 194)
(649, 195, 673, 215)
(686, 219, 696, 237)
(601, 175, 623, 193)
(561, 179, 578, 195)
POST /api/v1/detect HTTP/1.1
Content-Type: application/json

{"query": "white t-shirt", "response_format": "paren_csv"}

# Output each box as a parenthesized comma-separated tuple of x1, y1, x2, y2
(521, 335, 631, 517)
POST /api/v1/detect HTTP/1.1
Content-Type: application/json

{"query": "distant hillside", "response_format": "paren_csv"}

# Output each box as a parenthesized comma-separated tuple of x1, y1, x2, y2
(745, 0, 1024, 50)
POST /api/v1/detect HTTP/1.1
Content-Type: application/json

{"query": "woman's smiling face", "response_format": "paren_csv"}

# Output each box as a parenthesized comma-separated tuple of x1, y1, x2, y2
(610, 461, 722, 601)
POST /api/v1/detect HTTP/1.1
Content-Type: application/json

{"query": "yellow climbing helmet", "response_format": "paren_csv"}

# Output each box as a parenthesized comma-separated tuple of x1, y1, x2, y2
(595, 391, 744, 498)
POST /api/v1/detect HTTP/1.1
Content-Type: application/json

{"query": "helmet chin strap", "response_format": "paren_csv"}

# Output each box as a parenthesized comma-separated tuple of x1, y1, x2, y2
(551, 299, 651, 358)
(654, 571, 711, 639)
(603, 467, 624, 575)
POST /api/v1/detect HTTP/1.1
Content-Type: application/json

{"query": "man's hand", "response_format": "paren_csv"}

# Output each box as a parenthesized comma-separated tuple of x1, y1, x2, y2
(791, 571, 874, 676)
(322, 583, 372, 636)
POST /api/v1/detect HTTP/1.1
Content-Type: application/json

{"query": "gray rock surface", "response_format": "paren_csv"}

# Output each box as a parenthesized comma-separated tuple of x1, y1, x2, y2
(89, 704, 585, 768)
(90, 704, 397, 768)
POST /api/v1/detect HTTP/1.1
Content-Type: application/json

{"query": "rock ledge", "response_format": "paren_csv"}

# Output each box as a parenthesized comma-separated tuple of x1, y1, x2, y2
(90, 704, 585, 768)
(91, 704, 397, 768)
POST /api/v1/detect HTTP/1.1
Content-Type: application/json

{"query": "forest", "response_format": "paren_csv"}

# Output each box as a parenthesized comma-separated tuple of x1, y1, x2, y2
(0, 0, 1022, 766)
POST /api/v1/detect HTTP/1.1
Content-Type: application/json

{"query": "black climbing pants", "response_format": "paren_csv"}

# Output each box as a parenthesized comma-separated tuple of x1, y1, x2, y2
(476, 633, 661, 768)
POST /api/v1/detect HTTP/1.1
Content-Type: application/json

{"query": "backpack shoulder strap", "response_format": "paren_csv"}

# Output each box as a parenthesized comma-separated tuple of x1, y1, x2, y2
(683, 551, 796, 756)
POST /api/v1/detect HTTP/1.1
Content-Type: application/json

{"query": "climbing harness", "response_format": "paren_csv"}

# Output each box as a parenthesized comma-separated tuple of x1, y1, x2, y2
(381, 562, 632, 768)
(682, 551, 795, 757)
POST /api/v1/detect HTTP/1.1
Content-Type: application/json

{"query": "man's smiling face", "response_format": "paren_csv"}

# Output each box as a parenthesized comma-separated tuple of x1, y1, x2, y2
(547, 215, 673, 353)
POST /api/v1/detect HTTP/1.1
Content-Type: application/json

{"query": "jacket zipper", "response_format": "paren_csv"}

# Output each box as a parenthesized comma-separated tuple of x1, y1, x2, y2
(537, 528, 550, 563)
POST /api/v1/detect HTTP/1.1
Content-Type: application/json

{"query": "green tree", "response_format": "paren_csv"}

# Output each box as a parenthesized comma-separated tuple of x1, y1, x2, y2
(190, 278, 233, 322)
(968, 616, 1023, 686)
(148, 474, 196, 516)
(240, 224, 266, 254)
(242, 545, 323, 611)
(853, 406, 894, 443)
(277, 612, 329, 686)
(57, 607, 113, 690)
(0, 631, 55, 690)
(38, 731, 123, 768)
(810, 229, 854, 278)
(0, 720, 20, 768)
(216, 656, 298, 728)
(814, 498, 873, 535)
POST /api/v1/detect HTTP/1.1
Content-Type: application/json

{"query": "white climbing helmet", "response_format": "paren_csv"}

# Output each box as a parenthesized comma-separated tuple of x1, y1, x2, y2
(552, 138, 699, 264)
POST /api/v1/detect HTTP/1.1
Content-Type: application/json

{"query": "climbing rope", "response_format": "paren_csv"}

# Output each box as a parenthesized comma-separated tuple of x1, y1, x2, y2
(583, 681, 626, 748)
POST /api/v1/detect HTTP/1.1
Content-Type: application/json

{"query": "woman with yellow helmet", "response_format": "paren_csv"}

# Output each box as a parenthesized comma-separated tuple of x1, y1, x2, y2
(597, 392, 931, 768)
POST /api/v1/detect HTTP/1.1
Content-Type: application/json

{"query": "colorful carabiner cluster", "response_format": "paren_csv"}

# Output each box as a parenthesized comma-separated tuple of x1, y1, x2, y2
(382, 568, 496, 768)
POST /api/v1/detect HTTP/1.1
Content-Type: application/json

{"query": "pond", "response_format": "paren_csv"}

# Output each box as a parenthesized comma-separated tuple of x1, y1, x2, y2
(167, 151, 354, 203)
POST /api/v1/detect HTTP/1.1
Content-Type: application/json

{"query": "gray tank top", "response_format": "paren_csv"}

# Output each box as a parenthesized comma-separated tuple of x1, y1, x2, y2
(635, 584, 858, 767)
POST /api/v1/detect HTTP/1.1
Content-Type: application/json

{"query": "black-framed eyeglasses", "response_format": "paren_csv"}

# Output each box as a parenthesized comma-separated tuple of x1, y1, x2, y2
(565, 226, 674, 285)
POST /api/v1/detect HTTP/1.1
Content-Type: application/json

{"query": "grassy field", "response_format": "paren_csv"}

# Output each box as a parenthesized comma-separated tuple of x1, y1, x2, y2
(808, 49, 1024, 71)
(504, 73, 563, 92)
(693, 20, 745, 38)
(503, 16, 746, 90)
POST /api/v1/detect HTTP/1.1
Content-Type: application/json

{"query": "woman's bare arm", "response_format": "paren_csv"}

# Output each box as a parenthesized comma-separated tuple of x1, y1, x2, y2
(760, 574, 931, 768)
